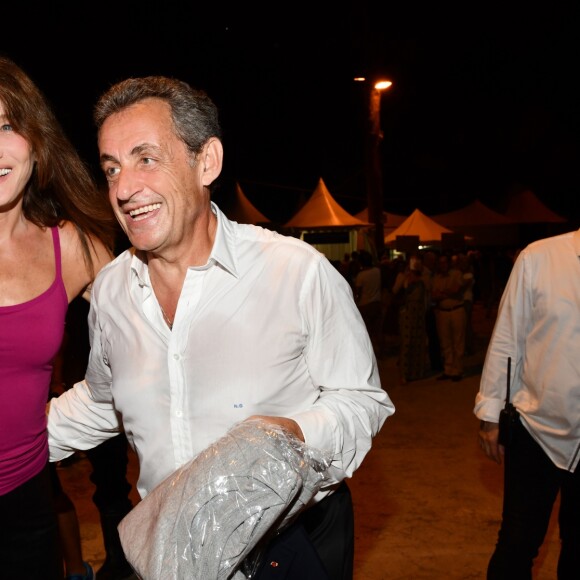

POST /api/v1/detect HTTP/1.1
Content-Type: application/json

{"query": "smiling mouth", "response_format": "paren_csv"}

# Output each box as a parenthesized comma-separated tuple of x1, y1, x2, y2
(0, 168, 12, 176)
(129, 203, 161, 219)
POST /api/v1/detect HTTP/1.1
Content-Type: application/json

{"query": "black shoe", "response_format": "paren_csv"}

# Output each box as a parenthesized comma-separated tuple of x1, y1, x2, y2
(451, 375, 463, 382)
(436, 374, 451, 380)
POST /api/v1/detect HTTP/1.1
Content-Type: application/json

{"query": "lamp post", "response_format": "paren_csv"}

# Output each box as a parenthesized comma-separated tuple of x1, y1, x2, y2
(361, 78, 392, 257)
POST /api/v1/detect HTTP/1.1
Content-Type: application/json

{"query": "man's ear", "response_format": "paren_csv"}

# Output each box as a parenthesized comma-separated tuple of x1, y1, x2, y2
(200, 137, 223, 186)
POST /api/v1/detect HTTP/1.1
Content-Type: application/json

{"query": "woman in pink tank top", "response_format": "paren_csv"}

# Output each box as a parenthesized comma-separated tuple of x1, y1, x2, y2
(0, 56, 115, 580)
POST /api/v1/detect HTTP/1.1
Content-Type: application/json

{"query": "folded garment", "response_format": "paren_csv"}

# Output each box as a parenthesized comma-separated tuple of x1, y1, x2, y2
(118, 419, 331, 579)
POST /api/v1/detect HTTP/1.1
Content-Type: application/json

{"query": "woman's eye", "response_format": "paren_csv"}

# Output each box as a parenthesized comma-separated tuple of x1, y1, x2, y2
(0, 123, 14, 132)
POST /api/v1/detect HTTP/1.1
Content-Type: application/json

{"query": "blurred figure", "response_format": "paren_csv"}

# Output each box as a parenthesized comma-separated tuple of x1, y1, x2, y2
(421, 250, 443, 373)
(61, 293, 136, 580)
(431, 254, 466, 381)
(457, 253, 475, 355)
(392, 254, 427, 384)
(347, 250, 362, 288)
(50, 461, 94, 580)
(354, 249, 383, 353)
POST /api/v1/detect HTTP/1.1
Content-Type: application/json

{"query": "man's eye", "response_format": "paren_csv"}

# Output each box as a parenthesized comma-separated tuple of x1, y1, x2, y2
(105, 166, 120, 178)
(142, 157, 154, 165)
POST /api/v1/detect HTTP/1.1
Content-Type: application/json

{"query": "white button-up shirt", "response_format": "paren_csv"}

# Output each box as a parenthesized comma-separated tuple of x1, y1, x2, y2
(474, 228, 580, 471)
(49, 203, 394, 499)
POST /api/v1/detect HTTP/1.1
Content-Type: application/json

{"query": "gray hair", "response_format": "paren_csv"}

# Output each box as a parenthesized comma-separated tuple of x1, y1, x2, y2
(94, 76, 222, 158)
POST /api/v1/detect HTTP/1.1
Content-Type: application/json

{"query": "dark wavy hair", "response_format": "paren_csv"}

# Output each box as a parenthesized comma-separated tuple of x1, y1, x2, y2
(94, 75, 223, 193)
(0, 55, 117, 274)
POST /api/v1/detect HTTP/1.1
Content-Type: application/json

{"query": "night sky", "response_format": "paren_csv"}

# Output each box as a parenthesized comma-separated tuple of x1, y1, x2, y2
(3, 4, 579, 227)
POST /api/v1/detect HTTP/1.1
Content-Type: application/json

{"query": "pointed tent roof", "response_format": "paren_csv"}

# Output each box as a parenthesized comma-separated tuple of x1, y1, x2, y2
(226, 182, 271, 225)
(503, 189, 567, 223)
(354, 208, 407, 229)
(384, 209, 455, 244)
(283, 178, 371, 228)
(430, 200, 517, 246)
(432, 199, 514, 226)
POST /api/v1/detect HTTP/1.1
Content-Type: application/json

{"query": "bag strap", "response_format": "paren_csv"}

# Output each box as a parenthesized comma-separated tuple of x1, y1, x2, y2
(505, 357, 512, 405)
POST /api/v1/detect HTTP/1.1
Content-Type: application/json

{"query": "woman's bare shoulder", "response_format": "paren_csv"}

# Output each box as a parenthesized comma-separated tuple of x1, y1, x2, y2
(58, 221, 114, 301)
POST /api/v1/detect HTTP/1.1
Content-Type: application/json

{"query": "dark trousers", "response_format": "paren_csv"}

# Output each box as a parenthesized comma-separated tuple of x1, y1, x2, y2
(86, 432, 133, 516)
(254, 481, 355, 580)
(488, 418, 580, 580)
(0, 462, 63, 580)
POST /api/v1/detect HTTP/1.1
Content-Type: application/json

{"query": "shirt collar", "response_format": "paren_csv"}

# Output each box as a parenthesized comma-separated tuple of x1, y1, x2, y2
(129, 202, 240, 287)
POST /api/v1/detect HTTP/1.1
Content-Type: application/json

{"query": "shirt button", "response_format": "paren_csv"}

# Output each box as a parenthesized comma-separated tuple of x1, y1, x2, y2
(173, 353, 180, 360)
(176, 410, 182, 417)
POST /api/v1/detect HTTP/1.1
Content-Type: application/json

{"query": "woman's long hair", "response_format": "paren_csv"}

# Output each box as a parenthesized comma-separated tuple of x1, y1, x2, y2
(0, 55, 117, 275)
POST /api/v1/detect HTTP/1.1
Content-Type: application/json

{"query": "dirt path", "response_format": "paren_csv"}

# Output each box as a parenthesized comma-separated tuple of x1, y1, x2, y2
(349, 303, 561, 579)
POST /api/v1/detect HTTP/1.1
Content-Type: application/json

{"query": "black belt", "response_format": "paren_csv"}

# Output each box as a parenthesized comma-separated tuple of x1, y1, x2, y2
(437, 304, 464, 312)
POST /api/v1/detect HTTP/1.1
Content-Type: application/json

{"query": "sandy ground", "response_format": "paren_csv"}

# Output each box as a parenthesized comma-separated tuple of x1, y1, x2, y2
(58, 302, 561, 579)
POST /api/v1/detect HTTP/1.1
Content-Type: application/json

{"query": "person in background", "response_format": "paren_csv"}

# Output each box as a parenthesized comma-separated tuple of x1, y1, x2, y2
(50, 461, 94, 580)
(346, 249, 362, 288)
(457, 252, 475, 355)
(354, 249, 383, 354)
(431, 253, 466, 382)
(0, 55, 115, 579)
(475, 228, 580, 579)
(392, 254, 427, 384)
(57, 296, 137, 580)
(421, 250, 443, 373)
(48, 75, 394, 579)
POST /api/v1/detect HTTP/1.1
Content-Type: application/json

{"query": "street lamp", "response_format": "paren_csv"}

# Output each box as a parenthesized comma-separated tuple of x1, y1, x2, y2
(356, 77, 393, 257)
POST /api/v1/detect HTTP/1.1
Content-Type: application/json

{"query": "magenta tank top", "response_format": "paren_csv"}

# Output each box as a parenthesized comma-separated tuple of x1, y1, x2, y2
(0, 226, 68, 495)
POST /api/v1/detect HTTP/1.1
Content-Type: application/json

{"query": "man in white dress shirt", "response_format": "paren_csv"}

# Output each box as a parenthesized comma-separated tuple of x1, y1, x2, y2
(48, 76, 394, 579)
(475, 228, 580, 578)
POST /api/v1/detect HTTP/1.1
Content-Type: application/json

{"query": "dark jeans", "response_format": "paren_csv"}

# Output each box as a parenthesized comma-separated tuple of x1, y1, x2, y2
(253, 481, 354, 580)
(0, 462, 63, 579)
(488, 418, 580, 580)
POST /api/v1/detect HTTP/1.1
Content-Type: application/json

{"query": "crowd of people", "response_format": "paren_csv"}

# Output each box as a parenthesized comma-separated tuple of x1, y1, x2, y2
(340, 246, 514, 386)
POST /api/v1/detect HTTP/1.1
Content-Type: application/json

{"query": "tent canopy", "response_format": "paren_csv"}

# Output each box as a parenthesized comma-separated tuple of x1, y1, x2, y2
(430, 200, 518, 246)
(503, 190, 567, 223)
(354, 208, 407, 229)
(384, 209, 455, 244)
(432, 200, 514, 226)
(283, 178, 370, 229)
(224, 182, 271, 225)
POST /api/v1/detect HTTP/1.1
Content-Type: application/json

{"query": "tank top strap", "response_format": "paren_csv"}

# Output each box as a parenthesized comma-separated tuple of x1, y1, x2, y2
(50, 225, 63, 281)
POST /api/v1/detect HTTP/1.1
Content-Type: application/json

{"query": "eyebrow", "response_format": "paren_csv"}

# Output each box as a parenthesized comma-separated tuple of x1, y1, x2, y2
(99, 143, 160, 166)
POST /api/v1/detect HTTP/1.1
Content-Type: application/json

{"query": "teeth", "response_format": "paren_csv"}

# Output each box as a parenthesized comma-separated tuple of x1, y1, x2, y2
(0, 168, 11, 176)
(129, 203, 161, 217)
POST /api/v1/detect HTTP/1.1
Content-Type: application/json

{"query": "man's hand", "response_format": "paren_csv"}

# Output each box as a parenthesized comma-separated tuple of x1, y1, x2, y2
(245, 415, 304, 442)
(478, 420, 504, 464)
